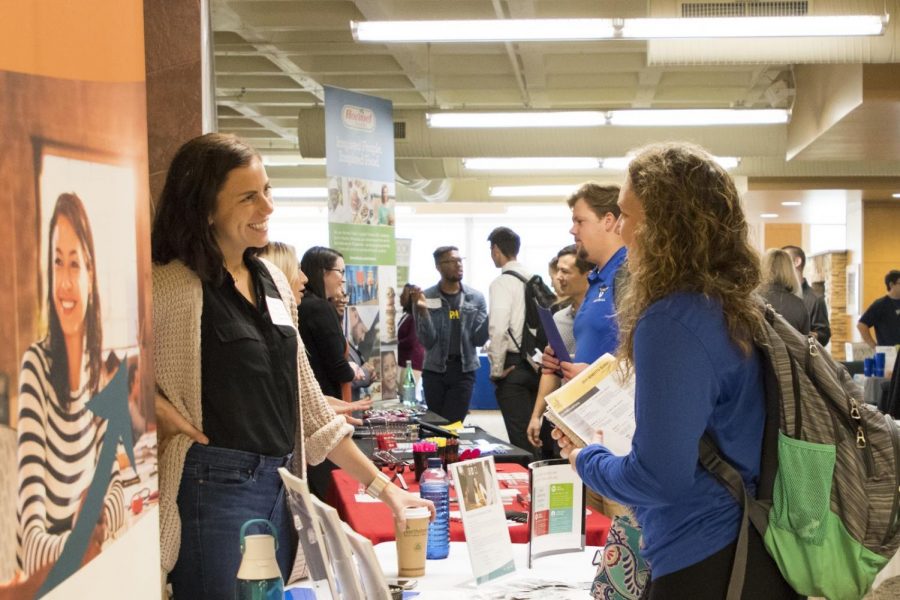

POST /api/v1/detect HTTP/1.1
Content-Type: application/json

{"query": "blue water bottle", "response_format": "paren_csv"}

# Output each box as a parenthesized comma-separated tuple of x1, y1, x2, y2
(419, 457, 450, 559)
(235, 519, 283, 600)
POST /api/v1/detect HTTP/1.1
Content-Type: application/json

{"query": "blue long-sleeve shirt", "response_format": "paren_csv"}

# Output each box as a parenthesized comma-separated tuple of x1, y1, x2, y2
(575, 293, 765, 578)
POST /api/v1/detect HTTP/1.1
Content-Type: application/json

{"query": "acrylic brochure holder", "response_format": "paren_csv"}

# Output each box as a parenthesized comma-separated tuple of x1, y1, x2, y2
(527, 458, 586, 568)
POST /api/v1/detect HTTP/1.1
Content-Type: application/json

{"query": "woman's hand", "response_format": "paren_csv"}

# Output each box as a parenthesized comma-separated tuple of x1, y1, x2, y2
(381, 482, 435, 529)
(155, 391, 208, 453)
(551, 427, 582, 467)
(526, 416, 544, 448)
(559, 361, 588, 381)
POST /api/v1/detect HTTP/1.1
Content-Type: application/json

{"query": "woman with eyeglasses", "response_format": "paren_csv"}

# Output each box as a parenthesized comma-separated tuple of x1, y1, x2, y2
(297, 246, 356, 401)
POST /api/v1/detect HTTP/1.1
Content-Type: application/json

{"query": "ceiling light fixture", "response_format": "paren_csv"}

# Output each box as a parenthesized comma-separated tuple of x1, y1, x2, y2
(466, 156, 739, 171)
(760, 213, 780, 219)
(463, 157, 602, 170)
(352, 15, 886, 43)
(262, 156, 327, 167)
(893, 193, 900, 199)
(781, 201, 802, 206)
(428, 109, 788, 129)
(490, 185, 587, 198)
(272, 187, 329, 199)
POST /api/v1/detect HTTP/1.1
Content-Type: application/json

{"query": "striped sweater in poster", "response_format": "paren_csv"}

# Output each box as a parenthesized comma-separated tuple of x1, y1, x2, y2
(16, 341, 125, 575)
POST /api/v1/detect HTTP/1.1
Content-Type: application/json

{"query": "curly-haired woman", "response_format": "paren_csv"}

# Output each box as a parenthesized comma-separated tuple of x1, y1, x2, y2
(554, 143, 798, 599)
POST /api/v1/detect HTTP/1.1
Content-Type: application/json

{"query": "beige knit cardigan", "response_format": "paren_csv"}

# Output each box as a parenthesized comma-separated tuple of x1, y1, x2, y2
(152, 259, 352, 574)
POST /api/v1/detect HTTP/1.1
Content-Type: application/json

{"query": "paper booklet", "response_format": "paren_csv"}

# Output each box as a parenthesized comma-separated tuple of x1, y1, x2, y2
(542, 353, 636, 455)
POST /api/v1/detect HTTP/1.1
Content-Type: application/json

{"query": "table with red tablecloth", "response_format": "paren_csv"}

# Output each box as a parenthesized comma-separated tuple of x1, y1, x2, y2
(328, 462, 610, 546)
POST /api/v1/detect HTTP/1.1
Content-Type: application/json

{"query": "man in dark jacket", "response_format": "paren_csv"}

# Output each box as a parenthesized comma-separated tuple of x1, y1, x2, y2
(783, 245, 831, 346)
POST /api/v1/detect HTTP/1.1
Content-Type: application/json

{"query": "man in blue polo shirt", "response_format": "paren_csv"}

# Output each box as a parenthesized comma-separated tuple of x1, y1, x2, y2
(556, 183, 627, 380)
(541, 182, 627, 520)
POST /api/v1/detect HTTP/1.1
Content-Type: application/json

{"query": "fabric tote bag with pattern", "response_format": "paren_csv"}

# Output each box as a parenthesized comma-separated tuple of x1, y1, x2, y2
(591, 514, 650, 600)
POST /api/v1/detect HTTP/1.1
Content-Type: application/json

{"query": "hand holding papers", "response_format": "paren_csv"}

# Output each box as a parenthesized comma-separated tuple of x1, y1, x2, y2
(543, 353, 636, 455)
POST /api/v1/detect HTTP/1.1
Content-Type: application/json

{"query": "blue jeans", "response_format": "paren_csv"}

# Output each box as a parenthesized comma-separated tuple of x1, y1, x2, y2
(169, 444, 296, 599)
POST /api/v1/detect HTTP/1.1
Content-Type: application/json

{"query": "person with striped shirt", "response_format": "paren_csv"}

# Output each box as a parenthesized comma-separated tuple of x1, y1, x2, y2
(16, 192, 124, 577)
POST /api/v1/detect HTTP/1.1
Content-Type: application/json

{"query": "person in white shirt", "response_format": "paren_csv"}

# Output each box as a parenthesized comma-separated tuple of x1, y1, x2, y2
(487, 226, 540, 457)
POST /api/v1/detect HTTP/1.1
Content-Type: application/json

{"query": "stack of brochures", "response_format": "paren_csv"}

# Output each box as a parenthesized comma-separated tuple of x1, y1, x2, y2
(542, 353, 637, 456)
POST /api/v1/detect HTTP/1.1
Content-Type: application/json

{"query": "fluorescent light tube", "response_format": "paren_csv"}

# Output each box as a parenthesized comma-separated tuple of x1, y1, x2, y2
(622, 16, 885, 38)
(608, 109, 788, 126)
(892, 193, 900, 199)
(463, 157, 601, 170)
(601, 156, 739, 170)
(781, 201, 802, 206)
(428, 110, 787, 128)
(272, 187, 328, 199)
(352, 15, 885, 43)
(353, 19, 617, 43)
(428, 111, 606, 128)
(490, 185, 584, 198)
(262, 156, 327, 167)
(760, 213, 780, 219)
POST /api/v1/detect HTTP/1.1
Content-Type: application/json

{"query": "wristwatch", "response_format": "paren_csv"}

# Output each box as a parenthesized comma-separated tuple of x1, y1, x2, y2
(365, 470, 392, 499)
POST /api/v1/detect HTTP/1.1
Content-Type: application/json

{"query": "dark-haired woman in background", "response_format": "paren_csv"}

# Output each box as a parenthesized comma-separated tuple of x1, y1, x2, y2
(151, 133, 431, 598)
(16, 192, 124, 577)
(298, 246, 356, 402)
(397, 283, 425, 386)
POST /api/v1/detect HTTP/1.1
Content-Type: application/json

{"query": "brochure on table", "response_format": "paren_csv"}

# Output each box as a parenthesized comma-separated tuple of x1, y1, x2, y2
(527, 459, 586, 567)
(543, 352, 636, 454)
(449, 456, 516, 585)
(278, 467, 339, 598)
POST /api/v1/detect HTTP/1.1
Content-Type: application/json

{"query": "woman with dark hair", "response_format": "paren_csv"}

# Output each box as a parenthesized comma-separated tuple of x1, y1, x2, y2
(16, 192, 125, 576)
(397, 283, 425, 384)
(151, 133, 431, 598)
(298, 246, 355, 401)
(554, 142, 798, 599)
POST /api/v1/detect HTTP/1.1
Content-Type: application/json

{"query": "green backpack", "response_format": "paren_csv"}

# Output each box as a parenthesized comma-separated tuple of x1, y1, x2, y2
(701, 301, 900, 600)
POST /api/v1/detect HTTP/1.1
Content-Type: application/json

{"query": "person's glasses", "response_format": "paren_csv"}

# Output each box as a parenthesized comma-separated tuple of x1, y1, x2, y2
(439, 257, 464, 265)
(327, 268, 346, 276)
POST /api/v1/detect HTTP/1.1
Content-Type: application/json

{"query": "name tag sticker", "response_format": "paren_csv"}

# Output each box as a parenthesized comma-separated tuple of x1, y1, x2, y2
(425, 297, 442, 310)
(266, 296, 293, 326)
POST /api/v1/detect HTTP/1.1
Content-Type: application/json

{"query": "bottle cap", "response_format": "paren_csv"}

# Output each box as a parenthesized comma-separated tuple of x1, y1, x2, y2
(427, 457, 442, 468)
(237, 534, 281, 580)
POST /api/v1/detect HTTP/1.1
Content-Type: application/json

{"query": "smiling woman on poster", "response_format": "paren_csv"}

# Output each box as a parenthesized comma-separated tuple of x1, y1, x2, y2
(150, 133, 431, 598)
(16, 192, 125, 578)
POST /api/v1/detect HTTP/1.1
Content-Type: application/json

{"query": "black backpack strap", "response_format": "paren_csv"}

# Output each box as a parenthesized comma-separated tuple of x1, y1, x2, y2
(502, 270, 529, 284)
(699, 434, 771, 600)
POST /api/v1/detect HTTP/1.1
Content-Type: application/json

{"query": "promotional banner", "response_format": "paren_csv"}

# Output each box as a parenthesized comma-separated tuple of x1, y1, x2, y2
(325, 86, 398, 400)
(0, 1, 159, 597)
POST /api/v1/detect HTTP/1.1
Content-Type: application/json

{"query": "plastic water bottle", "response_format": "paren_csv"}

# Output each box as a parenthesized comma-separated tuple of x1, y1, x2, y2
(401, 360, 416, 407)
(235, 519, 283, 600)
(419, 457, 450, 559)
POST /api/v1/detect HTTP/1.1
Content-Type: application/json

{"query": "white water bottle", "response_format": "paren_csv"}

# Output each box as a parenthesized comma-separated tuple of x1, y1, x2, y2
(235, 519, 283, 600)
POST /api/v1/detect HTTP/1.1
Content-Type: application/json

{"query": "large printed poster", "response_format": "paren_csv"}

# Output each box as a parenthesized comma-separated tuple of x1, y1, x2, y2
(0, 1, 159, 598)
(325, 87, 399, 400)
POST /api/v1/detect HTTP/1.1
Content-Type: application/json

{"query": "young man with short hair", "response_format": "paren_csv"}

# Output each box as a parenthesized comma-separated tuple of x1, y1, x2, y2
(412, 246, 488, 423)
(857, 269, 900, 348)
